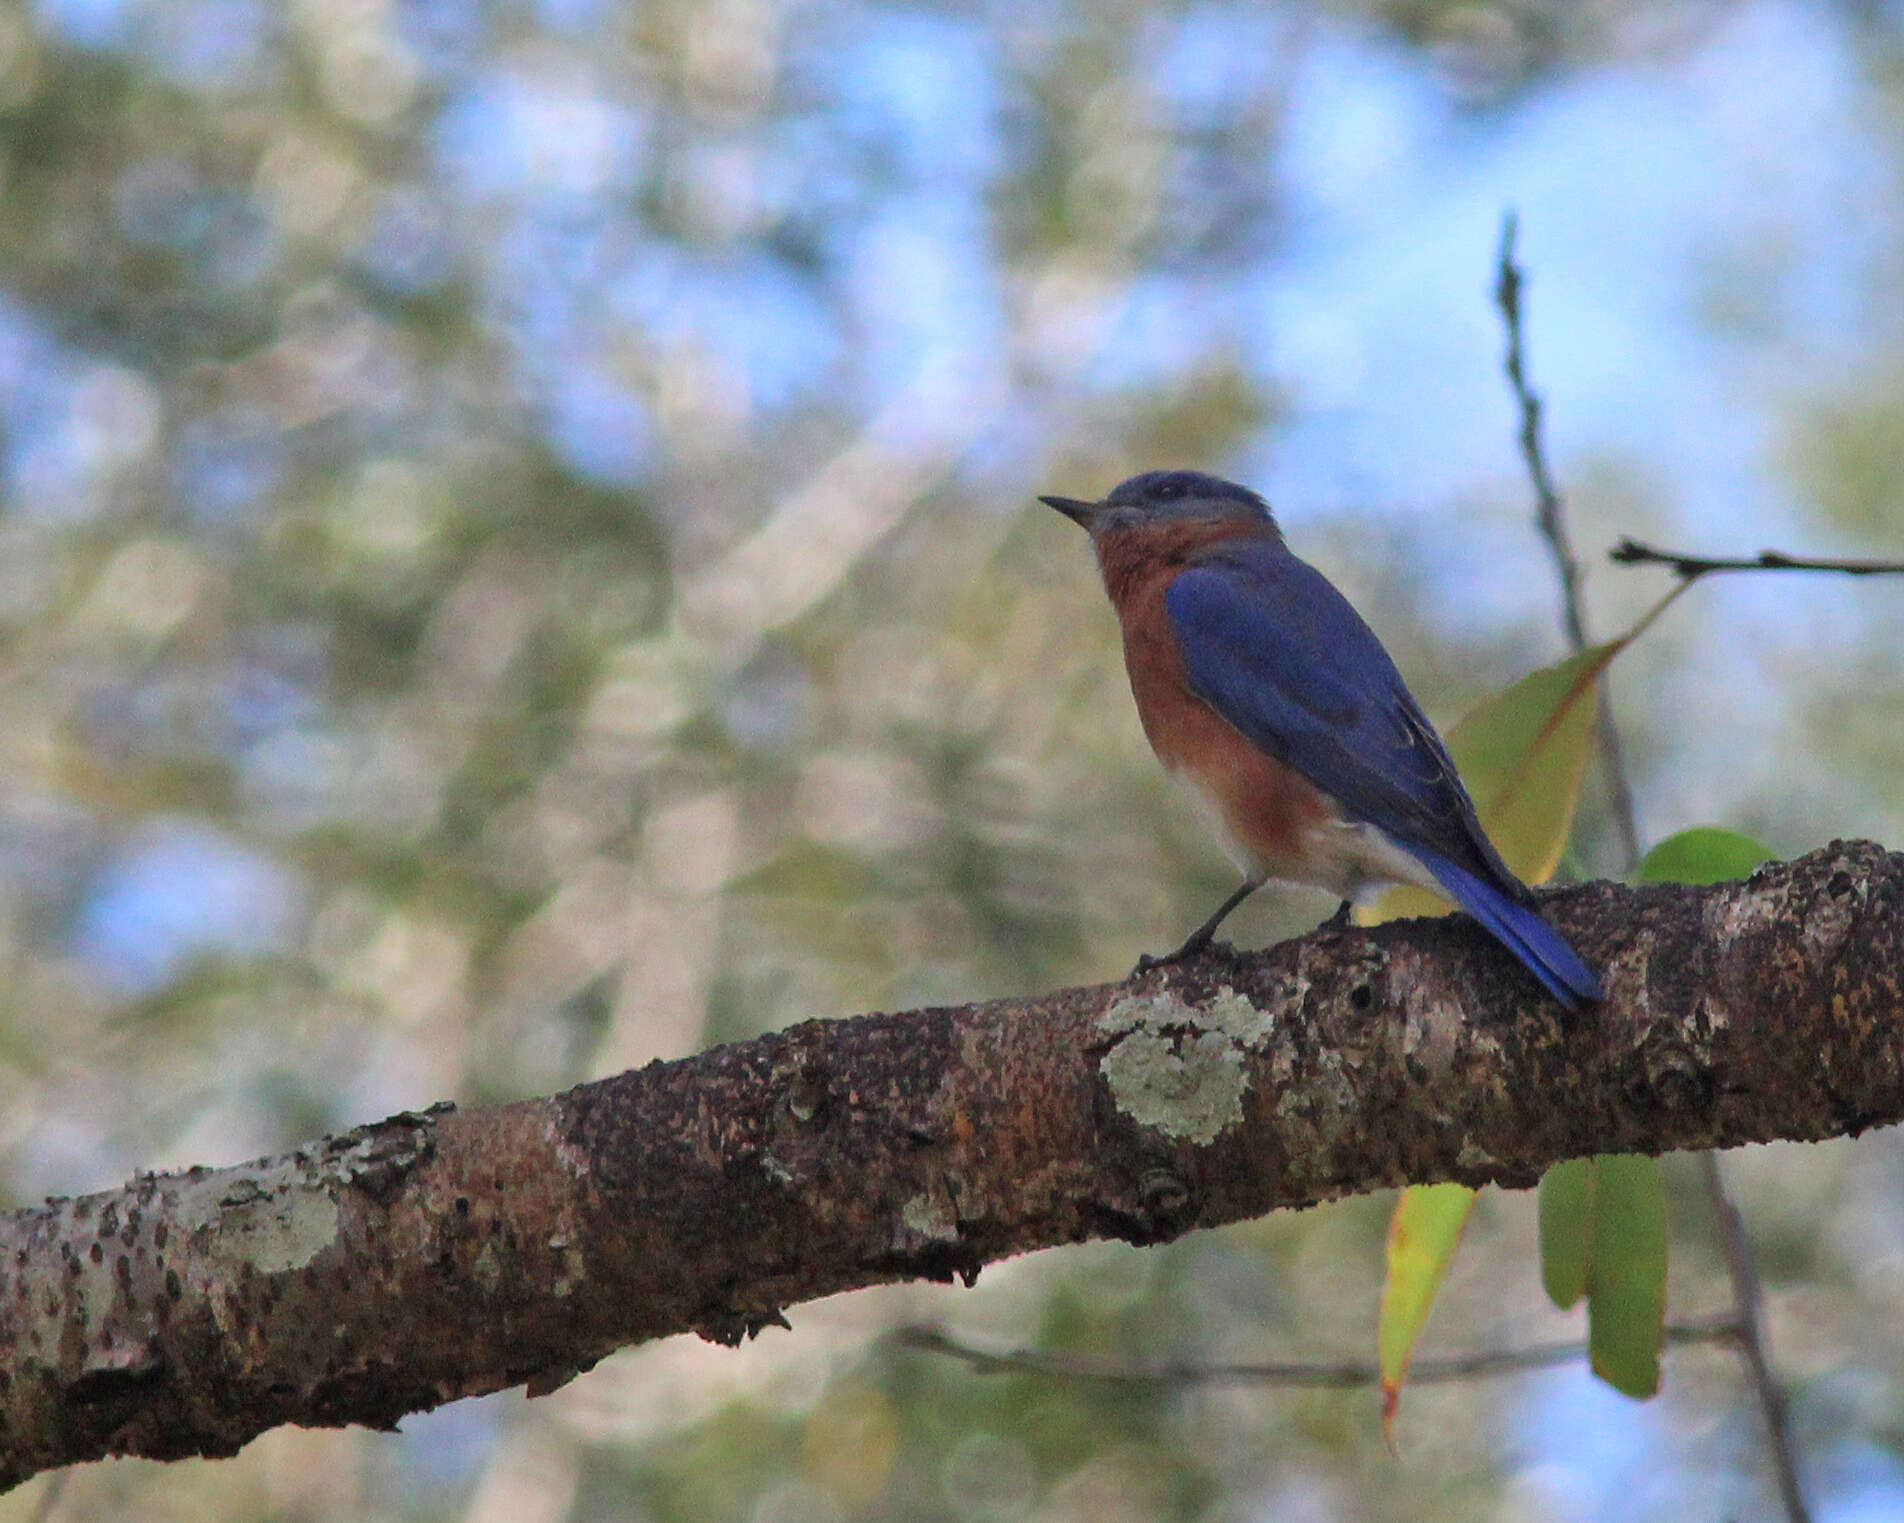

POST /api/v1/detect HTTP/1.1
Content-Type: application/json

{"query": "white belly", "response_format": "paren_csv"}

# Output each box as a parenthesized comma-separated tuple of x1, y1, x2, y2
(1170, 766, 1442, 900)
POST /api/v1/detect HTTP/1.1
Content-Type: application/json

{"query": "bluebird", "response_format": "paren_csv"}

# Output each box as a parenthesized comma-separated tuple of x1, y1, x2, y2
(1041, 469, 1601, 1008)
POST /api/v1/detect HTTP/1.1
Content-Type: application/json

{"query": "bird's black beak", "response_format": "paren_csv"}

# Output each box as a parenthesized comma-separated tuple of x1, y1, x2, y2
(1039, 494, 1100, 528)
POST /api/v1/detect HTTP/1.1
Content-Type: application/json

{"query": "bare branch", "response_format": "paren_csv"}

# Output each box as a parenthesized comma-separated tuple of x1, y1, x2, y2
(1494, 212, 1642, 868)
(1498, 218, 1812, 1522)
(1611, 538, 1904, 580)
(3, 841, 1902, 1490)
(1496, 212, 1586, 653)
(1603, 521, 1883, 1523)
(892, 1316, 1742, 1390)
(1700, 1152, 1813, 1523)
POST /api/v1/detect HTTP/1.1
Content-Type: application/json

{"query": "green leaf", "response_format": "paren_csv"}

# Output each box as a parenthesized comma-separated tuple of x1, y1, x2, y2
(1635, 826, 1772, 887)
(1585, 1155, 1668, 1399)
(1378, 1181, 1476, 1442)
(1535, 1154, 1669, 1398)
(1573, 826, 1761, 1400)
(1538, 1157, 1594, 1309)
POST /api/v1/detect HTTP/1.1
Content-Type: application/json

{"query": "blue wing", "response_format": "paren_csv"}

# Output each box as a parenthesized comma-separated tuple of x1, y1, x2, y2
(1165, 540, 1601, 1007)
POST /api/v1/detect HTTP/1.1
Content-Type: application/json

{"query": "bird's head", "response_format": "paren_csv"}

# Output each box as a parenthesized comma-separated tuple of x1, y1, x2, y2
(1039, 470, 1276, 538)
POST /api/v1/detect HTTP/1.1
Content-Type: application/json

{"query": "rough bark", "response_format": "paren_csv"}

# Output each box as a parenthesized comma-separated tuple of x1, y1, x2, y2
(2, 840, 1900, 1489)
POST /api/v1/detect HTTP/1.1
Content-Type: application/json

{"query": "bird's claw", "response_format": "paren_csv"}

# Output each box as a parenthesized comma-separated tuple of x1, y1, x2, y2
(1132, 935, 1218, 978)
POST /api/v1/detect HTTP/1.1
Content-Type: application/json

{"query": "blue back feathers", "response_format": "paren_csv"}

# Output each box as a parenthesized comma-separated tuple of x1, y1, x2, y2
(1164, 534, 1602, 1009)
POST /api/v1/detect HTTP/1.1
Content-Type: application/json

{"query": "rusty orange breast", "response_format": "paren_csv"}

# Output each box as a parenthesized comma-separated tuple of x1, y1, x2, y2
(1094, 524, 1332, 876)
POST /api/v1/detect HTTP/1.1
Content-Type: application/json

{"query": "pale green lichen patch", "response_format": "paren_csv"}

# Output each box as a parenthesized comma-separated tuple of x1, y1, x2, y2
(900, 1191, 958, 1244)
(1205, 986, 1273, 1044)
(1096, 982, 1269, 1144)
(179, 1165, 341, 1274)
(220, 1183, 340, 1274)
(1098, 988, 1194, 1037)
(1456, 1142, 1497, 1172)
(1100, 1028, 1247, 1144)
(1098, 984, 1270, 1046)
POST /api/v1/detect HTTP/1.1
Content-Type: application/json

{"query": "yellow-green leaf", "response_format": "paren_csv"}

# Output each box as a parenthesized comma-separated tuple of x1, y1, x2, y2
(1442, 641, 1619, 885)
(1366, 640, 1621, 932)
(1585, 1154, 1668, 1399)
(1378, 1181, 1476, 1442)
(1635, 826, 1772, 887)
(1367, 586, 1686, 1421)
(1366, 582, 1687, 927)
(1538, 1157, 1594, 1309)
(1371, 637, 1625, 1427)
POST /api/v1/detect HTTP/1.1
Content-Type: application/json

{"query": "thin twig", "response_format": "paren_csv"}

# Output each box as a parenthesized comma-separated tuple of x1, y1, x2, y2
(893, 1319, 1741, 1390)
(1615, 525, 1895, 1523)
(1494, 213, 1642, 869)
(1701, 1152, 1813, 1523)
(1612, 538, 1904, 580)
(1497, 213, 1812, 1523)
(1496, 212, 1587, 652)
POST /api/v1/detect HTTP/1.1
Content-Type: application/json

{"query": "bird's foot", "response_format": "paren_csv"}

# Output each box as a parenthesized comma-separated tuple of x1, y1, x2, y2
(1132, 929, 1221, 978)
(1133, 881, 1261, 976)
(1320, 898, 1355, 931)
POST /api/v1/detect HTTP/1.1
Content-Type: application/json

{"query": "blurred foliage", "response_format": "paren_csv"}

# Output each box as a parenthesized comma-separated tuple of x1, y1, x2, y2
(1, 0, 1903, 1519)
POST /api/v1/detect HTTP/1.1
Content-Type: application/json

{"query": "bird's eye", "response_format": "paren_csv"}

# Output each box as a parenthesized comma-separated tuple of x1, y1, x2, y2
(1151, 478, 1184, 501)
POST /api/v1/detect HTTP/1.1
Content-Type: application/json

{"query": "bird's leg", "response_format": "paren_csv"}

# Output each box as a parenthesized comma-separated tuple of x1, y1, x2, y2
(1135, 880, 1261, 974)
(1321, 898, 1354, 930)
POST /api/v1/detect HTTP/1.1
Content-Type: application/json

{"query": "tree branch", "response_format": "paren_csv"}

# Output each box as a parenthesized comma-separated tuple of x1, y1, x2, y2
(1497, 214, 1810, 1520)
(1610, 538, 1904, 580)
(1494, 211, 1642, 866)
(1496, 213, 1586, 653)
(1699, 1149, 1811, 1522)
(4, 841, 1903, 1489)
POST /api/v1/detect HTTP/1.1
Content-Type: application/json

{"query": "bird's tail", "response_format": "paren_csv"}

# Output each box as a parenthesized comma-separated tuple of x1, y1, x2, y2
(1410, 848, 1603, 1010)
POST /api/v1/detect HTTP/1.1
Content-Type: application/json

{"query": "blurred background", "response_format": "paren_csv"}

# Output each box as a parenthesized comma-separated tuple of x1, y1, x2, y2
(1, 0, 1902, 1517)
